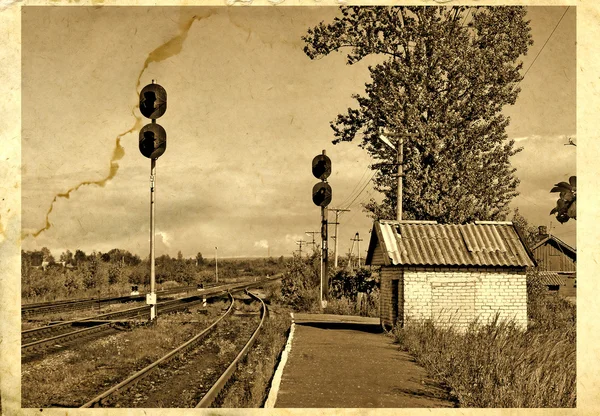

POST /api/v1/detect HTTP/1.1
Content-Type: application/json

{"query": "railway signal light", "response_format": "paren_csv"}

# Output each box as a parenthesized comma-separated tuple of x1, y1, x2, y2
(312, 153, 332, 180)
(312, 182, 332, 207)
(139, 123, 167, 159)
(139, 83, 167, 119)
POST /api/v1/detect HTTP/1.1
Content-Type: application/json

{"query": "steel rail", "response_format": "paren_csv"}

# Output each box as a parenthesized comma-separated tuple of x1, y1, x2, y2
(195, 289, 268, 408)
(22, 322, 114, 353)
(22, 277, 279, 346)
(22, 285, 200, 316)
(80, 292, 236, 408)
(21, 304, 151, 343)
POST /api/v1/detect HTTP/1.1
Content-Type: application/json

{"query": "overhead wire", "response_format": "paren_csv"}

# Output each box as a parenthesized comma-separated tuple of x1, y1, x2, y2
(519, 6, 570, 82)
(342, 171, 377, 211)
(337, 166, 372, 207)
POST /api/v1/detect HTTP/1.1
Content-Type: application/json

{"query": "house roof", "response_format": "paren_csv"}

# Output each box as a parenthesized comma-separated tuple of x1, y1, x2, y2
(365, 220, 536, 268)
(531, 235, 576, 259)
(535, 271, 566, 286)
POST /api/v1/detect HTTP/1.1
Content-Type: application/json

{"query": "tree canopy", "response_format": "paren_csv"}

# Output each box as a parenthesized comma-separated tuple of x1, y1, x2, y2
(303, 6, 533, 223)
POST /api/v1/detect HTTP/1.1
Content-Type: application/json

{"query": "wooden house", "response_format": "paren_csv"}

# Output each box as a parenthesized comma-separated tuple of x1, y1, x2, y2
(530, 226, 576, 297)
(365, 220, 536, 330)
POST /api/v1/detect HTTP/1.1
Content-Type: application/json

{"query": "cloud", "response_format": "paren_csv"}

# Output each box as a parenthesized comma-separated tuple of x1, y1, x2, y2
(285, 234, 304, 244)
(254, 240, 269, 249)
(156, 230, 171, 248)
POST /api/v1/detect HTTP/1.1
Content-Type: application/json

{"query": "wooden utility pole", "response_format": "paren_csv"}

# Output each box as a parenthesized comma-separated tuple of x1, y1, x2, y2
(296, 240, 306, 257)
(347, 237, 356, 270)
(305, 231, 319, 251)
(352, 232, 364, 268)
(396, 136, 403, 222)
(329, 208, 350, 267)
(215, 246, 218, 283)
(380, 131, 418, 221)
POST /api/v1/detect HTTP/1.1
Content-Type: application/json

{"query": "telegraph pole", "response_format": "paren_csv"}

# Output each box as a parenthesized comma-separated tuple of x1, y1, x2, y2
(215, 246, 218, 283)
(351, 232, 363, 268)
(329, 208, 350, 268)
(296, 240, 306, 257)
(347, 236, 356, 270)
(379, 131, 418, 221)
(305, 231, 319, 251)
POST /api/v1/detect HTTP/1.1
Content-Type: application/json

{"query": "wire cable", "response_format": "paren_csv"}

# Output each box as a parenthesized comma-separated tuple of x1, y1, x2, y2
(520, 6, 570, 82)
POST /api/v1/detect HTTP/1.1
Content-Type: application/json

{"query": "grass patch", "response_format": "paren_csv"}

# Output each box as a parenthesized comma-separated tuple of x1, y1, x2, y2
(394, 294, 576, 408)
(324, 291, 379, 317)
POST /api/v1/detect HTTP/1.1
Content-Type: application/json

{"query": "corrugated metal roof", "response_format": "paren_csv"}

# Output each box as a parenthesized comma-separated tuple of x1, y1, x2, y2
(536, 271, 565, 286)
(370, 220, 535, 267)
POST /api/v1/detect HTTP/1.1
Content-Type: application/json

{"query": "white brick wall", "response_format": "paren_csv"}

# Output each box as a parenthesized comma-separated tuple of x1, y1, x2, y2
(386, 266, 527, 330)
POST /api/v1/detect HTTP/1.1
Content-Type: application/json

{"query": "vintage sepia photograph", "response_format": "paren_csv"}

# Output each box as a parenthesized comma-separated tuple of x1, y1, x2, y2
(10, 2, 581, 411)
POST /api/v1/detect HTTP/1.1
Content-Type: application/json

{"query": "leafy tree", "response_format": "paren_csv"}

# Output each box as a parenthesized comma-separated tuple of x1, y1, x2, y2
(74, 249, 87, 265)
(59, 249, 74, 265)
(303, 6, 532, 223)
(196, 252, 205, 266)
(511, 208, 540, 248)
(550, 176, 576, 223)
(40, 247, 55, 264)
(107, 263, 124, 285)
(177, 250, 184, 261)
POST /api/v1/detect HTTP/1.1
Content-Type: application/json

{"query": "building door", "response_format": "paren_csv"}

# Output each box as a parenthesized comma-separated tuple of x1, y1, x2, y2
(391, 279, 399, 324)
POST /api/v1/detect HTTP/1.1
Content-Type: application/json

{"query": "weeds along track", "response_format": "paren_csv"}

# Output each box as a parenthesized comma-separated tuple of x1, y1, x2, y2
(80, 290, 267, 408)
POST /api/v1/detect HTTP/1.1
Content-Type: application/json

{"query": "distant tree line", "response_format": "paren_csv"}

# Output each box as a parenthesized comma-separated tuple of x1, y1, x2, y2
(21, 247, 288, 301)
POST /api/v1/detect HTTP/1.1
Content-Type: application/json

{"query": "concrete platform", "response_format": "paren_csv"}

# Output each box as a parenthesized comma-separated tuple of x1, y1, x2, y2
(270, 314, 455, 408)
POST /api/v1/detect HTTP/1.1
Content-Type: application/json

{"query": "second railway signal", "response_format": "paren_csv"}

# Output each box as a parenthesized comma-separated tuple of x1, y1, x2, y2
(312, 150, 332, 308)
(312, 182, 332, 207)
(139, 123, 167, 159)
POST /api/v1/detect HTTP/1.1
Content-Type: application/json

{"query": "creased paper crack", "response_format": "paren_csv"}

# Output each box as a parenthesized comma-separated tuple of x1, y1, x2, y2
(25, 11, 215, 239)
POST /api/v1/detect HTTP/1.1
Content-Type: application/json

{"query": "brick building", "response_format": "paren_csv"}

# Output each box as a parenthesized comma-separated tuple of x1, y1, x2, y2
(365, 220, 536, 330)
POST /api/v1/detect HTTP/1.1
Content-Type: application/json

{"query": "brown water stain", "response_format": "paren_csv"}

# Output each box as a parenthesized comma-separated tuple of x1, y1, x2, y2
(27, 11, 217, 239)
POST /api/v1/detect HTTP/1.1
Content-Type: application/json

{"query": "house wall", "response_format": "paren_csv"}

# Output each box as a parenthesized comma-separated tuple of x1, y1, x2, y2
(533, 242, 576, 272)
(559, 274, 577, 298)
(380, 266, 528, 330)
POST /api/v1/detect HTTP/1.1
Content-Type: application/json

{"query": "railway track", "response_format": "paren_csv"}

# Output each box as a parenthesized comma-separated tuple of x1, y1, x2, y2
(80, 290, 267, 408)
(21, 277, 278, 361)
(21, 284, 203, 317)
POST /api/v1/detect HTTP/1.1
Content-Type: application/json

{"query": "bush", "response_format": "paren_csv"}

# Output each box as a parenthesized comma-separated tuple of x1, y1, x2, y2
(527, 268, 576, 339)
(280, 252, 321, 311)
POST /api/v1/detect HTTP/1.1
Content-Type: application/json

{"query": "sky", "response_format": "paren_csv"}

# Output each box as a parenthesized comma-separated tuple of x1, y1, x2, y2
(20, 5, 576, 260)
